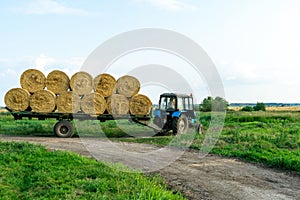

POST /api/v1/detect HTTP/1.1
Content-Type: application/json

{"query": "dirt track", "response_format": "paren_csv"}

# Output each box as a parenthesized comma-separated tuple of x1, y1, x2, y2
(1, 135, 300, 200)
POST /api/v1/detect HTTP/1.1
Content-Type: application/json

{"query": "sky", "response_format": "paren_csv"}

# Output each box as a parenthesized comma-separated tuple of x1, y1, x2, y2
(1, 0, 300, 105)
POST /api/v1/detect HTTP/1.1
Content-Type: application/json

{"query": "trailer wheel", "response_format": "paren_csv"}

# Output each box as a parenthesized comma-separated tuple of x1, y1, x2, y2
(153, 116, 163, 128)
(172, 115, 188, 135)
(54, 120, 74, 138)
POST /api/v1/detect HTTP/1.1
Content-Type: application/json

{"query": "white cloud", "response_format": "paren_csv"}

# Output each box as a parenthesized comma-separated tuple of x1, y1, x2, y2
(0, 68, 18, 78)
(34, 55, 83, 76)
(61, 57, 84, 77)
(22, 0, 93, 16)
(0, 54, 84, 75)
(141, 0, 197, 11)
(63, 57, 84, 68)
(215, 58, 300, 103)
(35, 54, 55, 71)
(0, 58, 10, 64)
(217, 60, 270, 85)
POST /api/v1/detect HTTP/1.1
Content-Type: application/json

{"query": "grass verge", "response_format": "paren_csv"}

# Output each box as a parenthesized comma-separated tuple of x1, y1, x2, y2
(0, 141, 184, 200)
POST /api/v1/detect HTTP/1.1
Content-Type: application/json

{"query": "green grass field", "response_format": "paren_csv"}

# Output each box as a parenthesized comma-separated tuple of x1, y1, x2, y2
(1, 110, 300, 199)
(0, 141, 184, 200)
(206, 111, 300, 172)
(117, 111, 300, 173)
(1, 111, 300, 173)
(0, 112, 183, 199)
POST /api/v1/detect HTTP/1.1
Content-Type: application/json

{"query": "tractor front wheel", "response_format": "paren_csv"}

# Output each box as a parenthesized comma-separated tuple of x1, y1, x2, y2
(172, 115, 188, 135)
(196, 123, 203, 134)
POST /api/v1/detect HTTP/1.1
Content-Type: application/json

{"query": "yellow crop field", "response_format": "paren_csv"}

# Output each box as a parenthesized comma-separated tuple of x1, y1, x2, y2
(266, 106, 300, 111)
(229, 106, 300, 112)
(0, 108, 7, 113)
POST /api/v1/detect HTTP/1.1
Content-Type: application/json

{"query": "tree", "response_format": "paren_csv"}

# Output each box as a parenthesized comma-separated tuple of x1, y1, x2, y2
(200, 96, 213, 112)
(253, 102, 266, 111)
(200, 96, 229, 112)
(213, 96, 229, 111)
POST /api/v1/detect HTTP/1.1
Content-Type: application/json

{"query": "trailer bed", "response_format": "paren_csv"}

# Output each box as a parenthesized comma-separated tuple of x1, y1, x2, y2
(8, 110, 151, 121)
(6, 107, 153, 137)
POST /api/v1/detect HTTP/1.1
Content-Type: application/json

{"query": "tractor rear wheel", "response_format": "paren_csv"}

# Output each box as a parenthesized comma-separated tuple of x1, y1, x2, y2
(172, 115, 188, 135)
(54, 120, 74, 138)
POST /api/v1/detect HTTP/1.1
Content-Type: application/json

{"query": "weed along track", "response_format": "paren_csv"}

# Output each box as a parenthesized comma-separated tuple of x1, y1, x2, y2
(1, 135, 300, 200)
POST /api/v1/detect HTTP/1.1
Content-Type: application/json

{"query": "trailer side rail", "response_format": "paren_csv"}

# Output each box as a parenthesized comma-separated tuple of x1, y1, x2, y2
(6, 108, 151, 122)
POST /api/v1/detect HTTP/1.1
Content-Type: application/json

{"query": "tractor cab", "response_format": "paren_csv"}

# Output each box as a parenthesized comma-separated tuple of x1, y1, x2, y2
(159, 93, 194, 114)
(153, 93, 200, 134)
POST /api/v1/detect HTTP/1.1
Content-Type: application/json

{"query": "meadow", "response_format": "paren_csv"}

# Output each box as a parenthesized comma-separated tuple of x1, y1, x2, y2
(1, 109, 300, 174)
(118, 110, 300, 173)
(206, 111, 300, 172)
(0, 110, 183, 199)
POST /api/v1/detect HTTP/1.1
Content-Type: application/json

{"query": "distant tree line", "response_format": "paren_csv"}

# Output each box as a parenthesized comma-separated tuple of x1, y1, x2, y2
(230, 103, 300, 107)
(196, 97, 266, 112)
(241, 102, 266, 112)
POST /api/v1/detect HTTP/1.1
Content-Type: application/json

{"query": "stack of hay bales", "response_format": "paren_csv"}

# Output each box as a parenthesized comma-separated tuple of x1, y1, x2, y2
(4, 69, 152, 116)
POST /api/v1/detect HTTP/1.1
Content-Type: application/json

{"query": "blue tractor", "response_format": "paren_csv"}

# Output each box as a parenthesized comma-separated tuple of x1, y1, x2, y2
(153, 93, 201, 135)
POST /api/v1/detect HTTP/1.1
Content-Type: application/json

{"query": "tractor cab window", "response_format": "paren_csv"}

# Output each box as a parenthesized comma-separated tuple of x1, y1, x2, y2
(160, 96, 176, 110)
(177, 98, 184, 110)
(183, 97, 193, 110)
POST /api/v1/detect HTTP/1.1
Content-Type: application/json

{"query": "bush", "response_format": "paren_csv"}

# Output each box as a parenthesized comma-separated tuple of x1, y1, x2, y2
(241, 106, 254, 112)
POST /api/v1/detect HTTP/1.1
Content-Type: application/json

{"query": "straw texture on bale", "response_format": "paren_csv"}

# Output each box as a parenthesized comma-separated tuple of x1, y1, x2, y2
(129, 94, 152, 115)
(106, 94, 129, 115)
(46, 70, 70, 94)
(56, 91, 81, 113)
(116, 75, 140, 97)
(81, 93, 107, 115)
(30, 90, 56, 113)
(70, 72, 93, 95)
(94, 73, 116, 97)
(20, 69, 46, 93)
(4, 88, 30, 112)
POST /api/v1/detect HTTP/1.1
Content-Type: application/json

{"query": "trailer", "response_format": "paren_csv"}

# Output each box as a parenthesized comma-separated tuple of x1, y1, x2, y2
(6, 107, 152, 138)
(5, 93, 201, 138)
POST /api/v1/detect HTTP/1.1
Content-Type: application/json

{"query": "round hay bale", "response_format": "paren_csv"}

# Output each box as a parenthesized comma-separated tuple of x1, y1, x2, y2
(46, 70, 70, 94)
(30, 90, 56, 113)
(106, 94, 129, 115)
(94, 73, 116, 97)
(20, 69, 46, 93)
(81, 93, 107, 115)
(56, 91, 81, 113)
(129, 94, 152, 115)
(70, 72, 93, 95)
(116, 75, 140, 97)
(4, 88, 30, 111)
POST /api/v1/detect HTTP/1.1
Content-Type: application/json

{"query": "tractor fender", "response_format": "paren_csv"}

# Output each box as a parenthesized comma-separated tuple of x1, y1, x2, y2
(172, 111, 181, 118)
(172, 111, 187, 118)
